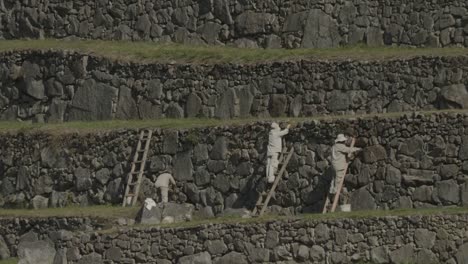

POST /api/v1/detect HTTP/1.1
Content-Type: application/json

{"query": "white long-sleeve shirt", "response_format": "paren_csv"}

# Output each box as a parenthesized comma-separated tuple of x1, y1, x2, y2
(267, 128, 289, 154)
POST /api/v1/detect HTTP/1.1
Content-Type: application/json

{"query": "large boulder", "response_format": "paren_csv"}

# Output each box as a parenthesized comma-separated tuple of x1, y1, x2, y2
(178, 252, 212, 264)
(440, 84, 468, 109)
(389, 244, 414, 264)
(302, 9, 341, 48)
(215, 252, 247, 264)
(115, 86, 138, 119)
(215, 88, 239, 119)
(0, 235, 10, 260)
(235, 11, 278, 35)
(174, 151, 194, 181)
(362, 145, 387, 163)
(456, 243, 468, 264)
(68, 79, 116, 121)
(18, 241, 56, 264)
(350, 187, 376, 210)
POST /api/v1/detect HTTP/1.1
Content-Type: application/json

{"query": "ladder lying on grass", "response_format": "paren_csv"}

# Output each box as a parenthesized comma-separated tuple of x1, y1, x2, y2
(122, 129, 153, 207)
(322, 138, 356, 214)
(252, 145, 295, 217)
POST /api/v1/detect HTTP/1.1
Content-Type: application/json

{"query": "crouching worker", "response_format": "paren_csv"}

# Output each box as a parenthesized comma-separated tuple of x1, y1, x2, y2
(329, 134, 361, 195)
(266, 122, 290, 183)
(155, 170, 176, 203)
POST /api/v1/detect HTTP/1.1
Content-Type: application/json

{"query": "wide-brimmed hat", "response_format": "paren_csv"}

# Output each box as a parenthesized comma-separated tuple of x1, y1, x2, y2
(271, 122, 280, 129)
(335, 134, 347, 143)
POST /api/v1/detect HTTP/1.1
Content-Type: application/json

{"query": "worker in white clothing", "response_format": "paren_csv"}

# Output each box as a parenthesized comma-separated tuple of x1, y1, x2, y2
(155, 171, 176, 203)
(329, 134, 361, 194)
(266, 122, 290, 183)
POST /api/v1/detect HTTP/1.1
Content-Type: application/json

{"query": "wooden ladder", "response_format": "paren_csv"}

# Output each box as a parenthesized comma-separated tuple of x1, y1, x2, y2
(252, 146, 295, 217)
(122, 129, 153, 207)
(322, 138, 356, 214)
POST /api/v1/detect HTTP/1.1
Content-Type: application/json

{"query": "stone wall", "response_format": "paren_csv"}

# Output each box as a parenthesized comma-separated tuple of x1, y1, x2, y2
(1, 0, 468, 48)
(1, 112, 468, 214)
(1, 51, 468, 122)
(2, 214, 468, 263)
(0, 216, 104, 259)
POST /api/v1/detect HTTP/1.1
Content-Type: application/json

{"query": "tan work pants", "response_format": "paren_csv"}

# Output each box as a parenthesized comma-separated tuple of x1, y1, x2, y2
(158, 186, 169, 203)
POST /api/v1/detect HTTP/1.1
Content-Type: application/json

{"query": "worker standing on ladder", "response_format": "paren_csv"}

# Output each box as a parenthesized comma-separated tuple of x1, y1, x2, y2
(266, 122, 290, 183)
(329, 134, 361, 195)
(155, 170, 176, 203)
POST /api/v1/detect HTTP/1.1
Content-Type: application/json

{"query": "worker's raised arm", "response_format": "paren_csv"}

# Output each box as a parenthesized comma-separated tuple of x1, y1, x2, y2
(170, 175, 176, 185)
(277, 124, 291, 136)
(338, 144, 361, 154)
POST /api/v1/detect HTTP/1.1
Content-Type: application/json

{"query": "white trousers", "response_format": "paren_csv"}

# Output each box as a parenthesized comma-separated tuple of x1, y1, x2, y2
(266, 153, 279, 183)
(158, 186, 169, 203)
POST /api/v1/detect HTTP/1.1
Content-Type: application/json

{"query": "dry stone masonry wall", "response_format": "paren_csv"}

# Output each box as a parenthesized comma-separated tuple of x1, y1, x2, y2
(2, 112, 468, 215)
(1, 0, 468, 48)
(2, 214, 468, 263)
(1, 51, 468, 122)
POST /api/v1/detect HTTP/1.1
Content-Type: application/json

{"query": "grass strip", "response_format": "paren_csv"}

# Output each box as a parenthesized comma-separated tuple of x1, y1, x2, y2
(0, 39, 466, 64)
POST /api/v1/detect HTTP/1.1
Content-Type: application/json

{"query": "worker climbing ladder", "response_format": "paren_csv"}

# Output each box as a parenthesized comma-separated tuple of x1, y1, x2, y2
(122, 129, 153, 207)
(252, 145, 295, 217)
(322, 138, 356, 214)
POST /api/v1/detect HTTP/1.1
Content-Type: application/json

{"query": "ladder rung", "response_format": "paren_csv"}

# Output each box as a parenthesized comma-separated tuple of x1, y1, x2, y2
(137, 149, 146, 153)
(128, 182, 139, 186)
(133, 160, 144, 164)
(126, 193, 136, 197)
(130, 171, 140, 175)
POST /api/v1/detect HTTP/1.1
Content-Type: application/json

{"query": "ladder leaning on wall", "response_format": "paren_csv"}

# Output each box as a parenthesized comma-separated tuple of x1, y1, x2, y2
(252, 144, 295, 217)
(122, 129, 153, 207)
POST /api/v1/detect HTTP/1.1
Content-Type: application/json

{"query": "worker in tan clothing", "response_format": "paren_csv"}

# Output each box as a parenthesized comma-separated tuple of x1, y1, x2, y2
(155, 172, 176, 203)
(329, 134, 361, 194)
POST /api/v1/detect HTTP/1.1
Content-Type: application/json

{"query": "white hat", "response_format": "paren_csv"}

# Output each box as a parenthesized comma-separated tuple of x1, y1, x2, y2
(271, 122, 279, 129)
(335, 134, 347, 143)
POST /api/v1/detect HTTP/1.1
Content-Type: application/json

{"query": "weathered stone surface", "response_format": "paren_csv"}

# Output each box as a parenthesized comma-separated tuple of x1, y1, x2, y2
(104, 247, 121, 261)
(456, 243, 468, 264)
(68, 79, 116, 121)
(215, 252, 247, 264)
(215, 88, 239, 119)
(389, 244, 414, 264)
(414, 229, 436, 249)
(302, 9, 341, 48)
(205, 240, 227, 255)
(362, 145, 387, 163)
(0, 235, 10, 260)
(371, 246, 389, 264)
(310, 245, 325, 262)
(31, 195, 49, 209)
(350, 187, 376, 210)
(178, 252, 212, 264)
(116, 86, 138, 119)
(174, 151, 193, 181)
(210, 137, 228, 160)
(435, 180, 459, 204)
(18, 241, 56, 264)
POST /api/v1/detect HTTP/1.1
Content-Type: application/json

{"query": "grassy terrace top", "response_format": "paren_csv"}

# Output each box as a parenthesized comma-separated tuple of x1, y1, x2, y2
(0, 39, 467, 64)
(1, 205, 468, 230)
(0, 109, 467, 134)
